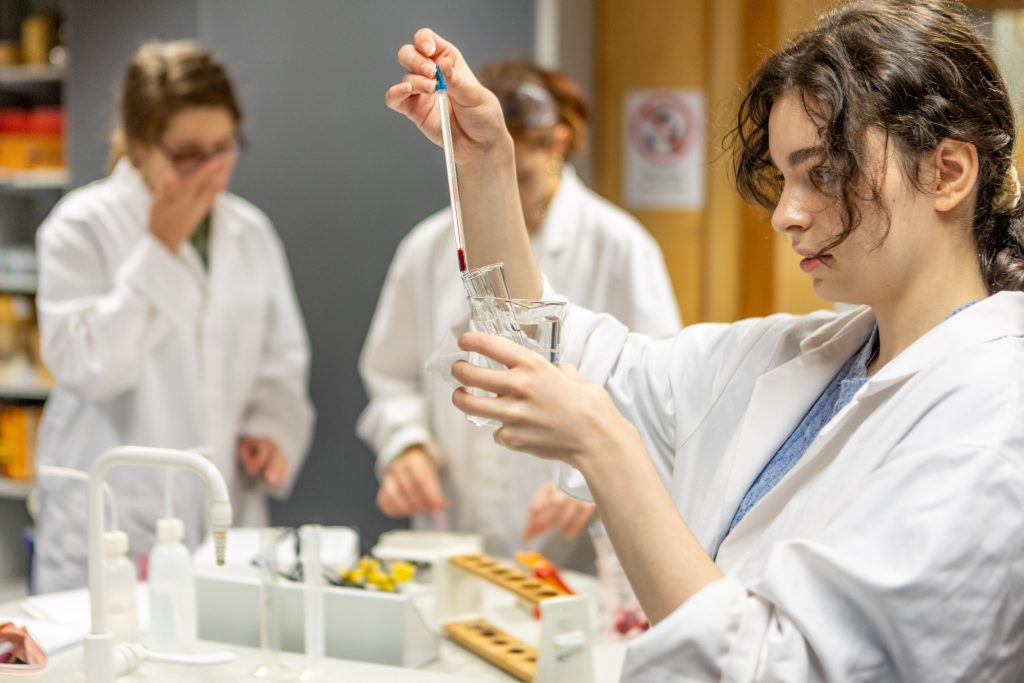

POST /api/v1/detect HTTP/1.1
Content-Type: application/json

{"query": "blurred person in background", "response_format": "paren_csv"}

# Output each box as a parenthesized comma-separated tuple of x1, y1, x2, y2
(358, 60, 680, 571)
(33, 40, 314, 591)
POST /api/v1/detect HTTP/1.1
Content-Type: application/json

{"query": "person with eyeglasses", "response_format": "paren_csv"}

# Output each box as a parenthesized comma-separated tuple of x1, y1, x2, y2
(32, 41, 315, 592)
(358, 60, 680, 572)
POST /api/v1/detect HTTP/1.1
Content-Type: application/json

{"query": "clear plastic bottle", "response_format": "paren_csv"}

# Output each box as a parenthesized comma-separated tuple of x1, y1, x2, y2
(147, 517, 197, 653)
(103, 530, 140, 644)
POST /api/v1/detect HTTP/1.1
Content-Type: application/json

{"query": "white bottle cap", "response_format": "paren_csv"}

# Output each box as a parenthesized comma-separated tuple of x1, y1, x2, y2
(156, 517, 185, 543)
(104, 530, 129, 558)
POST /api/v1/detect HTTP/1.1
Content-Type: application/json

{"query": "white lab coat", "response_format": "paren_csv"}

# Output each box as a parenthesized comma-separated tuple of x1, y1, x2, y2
(357, 167, 680, 569)
(33, 159, 315, 592)
(555, 290, 1024, 681)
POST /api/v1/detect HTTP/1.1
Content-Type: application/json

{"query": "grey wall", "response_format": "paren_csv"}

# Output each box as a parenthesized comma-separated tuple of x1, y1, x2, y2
(67, 1, 534, 547)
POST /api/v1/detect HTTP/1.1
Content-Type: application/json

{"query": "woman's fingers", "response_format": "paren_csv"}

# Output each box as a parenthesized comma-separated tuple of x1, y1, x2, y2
(402, 72, 436, 94)
(451, 358, 512, 395)
(458, 332, 538, 369)
(413, 28, 464, 65)
(262, 452, 287, 489)
(558, 499, 595, 539)
(397, 43, 438, 78)
(391, 461, 432, 514)
(523, 483, 558, 540)
(377, 475, 412, 517)
(452, 386, 506, 423)
(384, 82, 415, 112)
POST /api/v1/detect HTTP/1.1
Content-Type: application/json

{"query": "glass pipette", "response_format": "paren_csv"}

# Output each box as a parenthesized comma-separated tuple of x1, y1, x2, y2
(436, 65, 467, 272)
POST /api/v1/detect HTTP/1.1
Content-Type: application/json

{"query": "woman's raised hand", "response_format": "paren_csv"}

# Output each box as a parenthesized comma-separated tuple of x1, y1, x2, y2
(385, 28, 510, 163)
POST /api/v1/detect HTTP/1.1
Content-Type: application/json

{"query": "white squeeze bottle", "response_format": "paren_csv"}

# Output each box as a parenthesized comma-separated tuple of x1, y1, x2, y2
(147, 517, 197, 653)
(103, 530, 140, 644)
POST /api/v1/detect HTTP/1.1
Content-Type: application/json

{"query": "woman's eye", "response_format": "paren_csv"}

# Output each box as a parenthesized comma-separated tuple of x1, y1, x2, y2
(172, 151, 203, 164)
(810, 167, 837, 187)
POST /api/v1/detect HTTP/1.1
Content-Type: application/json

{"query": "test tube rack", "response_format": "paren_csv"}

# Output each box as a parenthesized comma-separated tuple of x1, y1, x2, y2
(436, 553, 594, 683)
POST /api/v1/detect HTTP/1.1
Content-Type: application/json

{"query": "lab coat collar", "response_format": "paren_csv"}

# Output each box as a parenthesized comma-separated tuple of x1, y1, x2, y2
(863, 291, 1024, 392)
(110, 158, 151, 209)
(533, 165, 584, 256)
(710, 291, 1024, 557)
(796, 292, 1024, 392)
(707, 310, 875, 553)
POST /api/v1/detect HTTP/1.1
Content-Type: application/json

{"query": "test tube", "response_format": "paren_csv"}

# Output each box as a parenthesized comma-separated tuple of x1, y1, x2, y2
(301, 525, 324, 663)
(252, 528, 295, 680)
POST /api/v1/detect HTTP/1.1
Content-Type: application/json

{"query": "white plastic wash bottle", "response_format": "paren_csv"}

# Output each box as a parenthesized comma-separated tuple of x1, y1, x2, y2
(147, 517, 197, 653)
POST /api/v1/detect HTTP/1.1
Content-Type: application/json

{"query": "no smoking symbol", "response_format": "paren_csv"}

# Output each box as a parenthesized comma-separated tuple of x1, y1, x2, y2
(628, 94, 695, 166)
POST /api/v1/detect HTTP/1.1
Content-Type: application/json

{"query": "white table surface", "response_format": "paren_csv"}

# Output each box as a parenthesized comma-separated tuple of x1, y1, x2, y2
(0, 571, 628, 682)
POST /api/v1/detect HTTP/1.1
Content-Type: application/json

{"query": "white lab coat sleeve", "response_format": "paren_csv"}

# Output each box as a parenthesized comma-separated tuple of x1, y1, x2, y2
(238, 226, 315, 499)
(556, 291, 790, 484)
(356, 238, 438, 479)
(36, 215, 202, 402)
(603, 226, 682, 337)
(621, 444, 1024, 682)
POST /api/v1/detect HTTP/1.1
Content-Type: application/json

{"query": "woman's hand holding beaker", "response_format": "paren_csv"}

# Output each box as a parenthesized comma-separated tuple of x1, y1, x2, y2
(452, 331, 645, 476)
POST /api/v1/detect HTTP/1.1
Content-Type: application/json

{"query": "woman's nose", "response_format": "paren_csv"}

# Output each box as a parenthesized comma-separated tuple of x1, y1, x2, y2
(770, 186, 811, 234)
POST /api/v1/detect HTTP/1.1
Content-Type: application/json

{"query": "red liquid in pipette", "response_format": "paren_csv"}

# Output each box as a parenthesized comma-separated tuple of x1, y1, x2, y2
(457, 248, 467, 272)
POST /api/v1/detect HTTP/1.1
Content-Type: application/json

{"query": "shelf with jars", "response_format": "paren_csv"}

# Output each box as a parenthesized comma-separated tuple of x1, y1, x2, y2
(0, 3, 65, 520)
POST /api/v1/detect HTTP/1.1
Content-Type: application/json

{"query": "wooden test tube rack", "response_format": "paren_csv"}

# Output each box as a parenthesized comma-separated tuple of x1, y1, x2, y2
(447, 553, 571, 605)
(439, 553, 592, 683)
(443, 618, 539, 681)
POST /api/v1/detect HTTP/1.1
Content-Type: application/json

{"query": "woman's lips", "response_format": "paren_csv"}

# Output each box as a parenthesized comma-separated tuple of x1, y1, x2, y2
(800, 253, 833, 273)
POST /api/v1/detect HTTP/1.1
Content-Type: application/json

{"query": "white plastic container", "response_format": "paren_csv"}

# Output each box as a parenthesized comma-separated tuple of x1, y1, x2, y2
(103, 530, 140, 644)
(147, 517, 197, 653)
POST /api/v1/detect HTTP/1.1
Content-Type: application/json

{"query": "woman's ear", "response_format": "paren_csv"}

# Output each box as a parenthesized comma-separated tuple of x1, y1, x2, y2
(932, 138, 979, 214)
(550, 123, 572, 160)
(127, 139, 148, 168)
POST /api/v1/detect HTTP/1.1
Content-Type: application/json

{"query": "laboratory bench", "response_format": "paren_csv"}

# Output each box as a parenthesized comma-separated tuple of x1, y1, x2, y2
(0, 569, 629, 681)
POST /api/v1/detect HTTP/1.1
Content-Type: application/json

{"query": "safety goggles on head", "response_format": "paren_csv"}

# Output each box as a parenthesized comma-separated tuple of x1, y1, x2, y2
(492, 81, 560, 132)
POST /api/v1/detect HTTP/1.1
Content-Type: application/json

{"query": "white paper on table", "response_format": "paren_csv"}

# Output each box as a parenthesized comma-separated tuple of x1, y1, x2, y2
(0, 613, 86, 654)
(20, 586, 150, 635)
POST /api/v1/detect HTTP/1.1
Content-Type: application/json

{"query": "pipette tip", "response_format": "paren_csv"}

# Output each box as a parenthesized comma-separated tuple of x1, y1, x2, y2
(435, 65, 447, 90)
(457, 248, 467, 272)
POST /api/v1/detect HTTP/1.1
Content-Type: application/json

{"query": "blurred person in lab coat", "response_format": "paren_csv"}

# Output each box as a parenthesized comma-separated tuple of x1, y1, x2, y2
(33, 41, 315, 591)
(387, 1, 1024, 679)
(358, 60, 680, 571)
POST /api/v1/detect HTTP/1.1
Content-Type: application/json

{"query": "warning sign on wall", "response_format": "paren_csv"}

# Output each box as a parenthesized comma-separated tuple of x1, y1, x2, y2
(623, 89, 706, 210)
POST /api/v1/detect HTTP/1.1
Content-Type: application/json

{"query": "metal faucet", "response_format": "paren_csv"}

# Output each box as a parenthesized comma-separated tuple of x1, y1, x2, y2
(84, 446, 233, 682)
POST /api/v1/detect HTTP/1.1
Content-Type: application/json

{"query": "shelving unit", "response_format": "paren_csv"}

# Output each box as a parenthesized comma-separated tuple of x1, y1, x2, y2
(0, 23, 65, 597)
(0, 384, 48, 402)
(0, 64, 65, 86)
(0, 476, 32, 499)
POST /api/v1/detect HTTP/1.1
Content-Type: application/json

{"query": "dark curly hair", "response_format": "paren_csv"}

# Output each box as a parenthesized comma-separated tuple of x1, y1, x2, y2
(732, 0, 1024, 293)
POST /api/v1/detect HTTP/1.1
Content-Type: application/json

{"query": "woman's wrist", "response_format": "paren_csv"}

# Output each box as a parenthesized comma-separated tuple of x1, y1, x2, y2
(570, 410, 648, 486)
(460, 130, 515, 172)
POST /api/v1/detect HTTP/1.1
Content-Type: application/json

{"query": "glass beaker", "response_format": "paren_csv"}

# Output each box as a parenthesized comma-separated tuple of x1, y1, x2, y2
(463, 296, 568, 428)
(504, 299, 566, 364)
(461, 261, 511, 300)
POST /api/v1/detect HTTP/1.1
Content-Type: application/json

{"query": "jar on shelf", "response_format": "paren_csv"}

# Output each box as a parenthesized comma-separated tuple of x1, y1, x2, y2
(20, 14, 55, 66)
(0, 108, 31, 172)
(26, 107, 63, 170)
(0, 294, 36, 387)
(0, 404, 41, 482)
